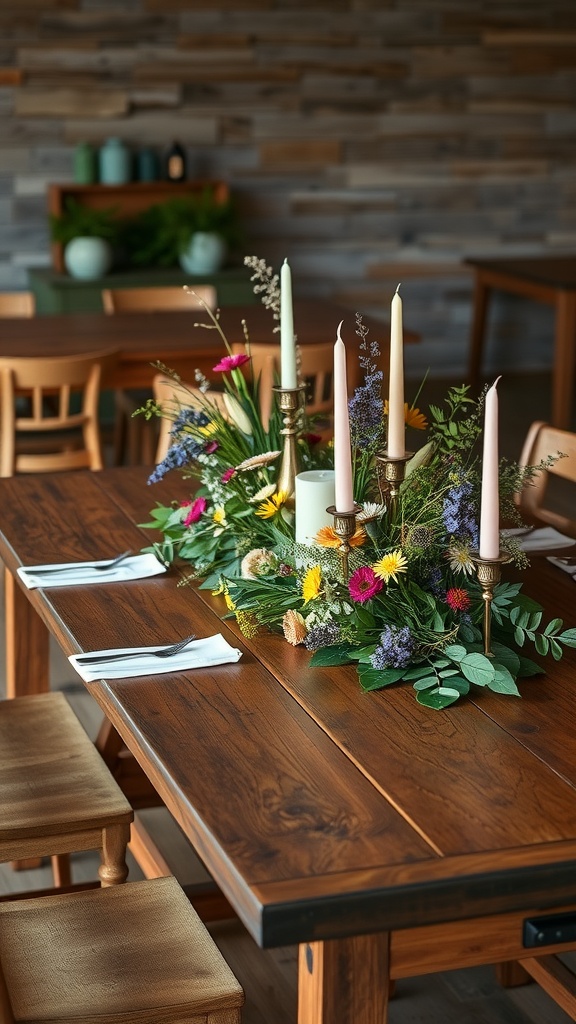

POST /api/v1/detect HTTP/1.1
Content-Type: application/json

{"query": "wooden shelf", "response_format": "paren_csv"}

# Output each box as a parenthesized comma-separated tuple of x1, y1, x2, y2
(48, 180, 229, 273)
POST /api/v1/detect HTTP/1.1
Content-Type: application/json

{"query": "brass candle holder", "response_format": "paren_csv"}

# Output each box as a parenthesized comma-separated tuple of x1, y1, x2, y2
(326, 504, 362, 582)
(375, 451, 414, 514)
(470, 552, 510, 657)
(273, 384, 306, 504)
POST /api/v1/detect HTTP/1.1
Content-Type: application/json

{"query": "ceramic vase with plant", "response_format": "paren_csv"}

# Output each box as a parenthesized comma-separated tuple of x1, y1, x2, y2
(50, 198, 119, 280)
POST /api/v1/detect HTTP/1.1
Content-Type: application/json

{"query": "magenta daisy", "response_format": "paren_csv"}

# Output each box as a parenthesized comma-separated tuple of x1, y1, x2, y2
(182, 496, 207, 527)
(221, 467, 235, 483)
(212, 353, 250, 373)
(348, 566, 384, 604)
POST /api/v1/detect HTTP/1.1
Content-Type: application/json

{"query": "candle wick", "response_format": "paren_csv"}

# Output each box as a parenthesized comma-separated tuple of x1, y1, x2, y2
(337, 319, 344, 342)
(283, 257, 289, 266)
(395, 283, 401, 294)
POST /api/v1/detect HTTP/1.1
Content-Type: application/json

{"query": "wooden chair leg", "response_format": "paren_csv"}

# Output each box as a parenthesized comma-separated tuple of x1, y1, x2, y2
(98, 822, 131, 887)
(51, 854, 72, 888)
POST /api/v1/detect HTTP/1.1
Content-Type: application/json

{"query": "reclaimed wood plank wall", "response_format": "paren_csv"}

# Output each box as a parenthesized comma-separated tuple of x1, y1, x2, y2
(2, 0, 576, 379)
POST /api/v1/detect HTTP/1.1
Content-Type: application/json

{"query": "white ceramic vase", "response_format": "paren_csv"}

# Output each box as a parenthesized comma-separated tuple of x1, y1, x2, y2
(179, 232, 226, 275)
(64, 237, 113, 280)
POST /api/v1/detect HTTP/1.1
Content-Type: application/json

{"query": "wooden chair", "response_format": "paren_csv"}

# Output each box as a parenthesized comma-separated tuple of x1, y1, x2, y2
(0, 350, 115, 477)
(153, 373, 228, 464)
(514, 421, 576, 536)
(0, 692, 132, 890)
(0, 875, 244, 1023)
(232, 340, 334, 434)
(102, 285, 217, 465)
(0, 292, 35, 317)
(101, 284, 217, 314)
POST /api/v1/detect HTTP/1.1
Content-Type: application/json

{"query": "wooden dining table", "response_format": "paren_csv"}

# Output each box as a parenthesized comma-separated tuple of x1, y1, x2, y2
(0, 300, 419, 393)
(2, 467, 576, 1023)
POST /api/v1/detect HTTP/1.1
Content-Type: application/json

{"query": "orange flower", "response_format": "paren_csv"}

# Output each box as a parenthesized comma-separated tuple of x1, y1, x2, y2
(315, 525, 366, 548)
(384, 400, 427, 431)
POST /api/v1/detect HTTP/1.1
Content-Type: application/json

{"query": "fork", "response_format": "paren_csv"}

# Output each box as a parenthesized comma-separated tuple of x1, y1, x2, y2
(75, 634, 197, 665)
(29, 551, 133, 576)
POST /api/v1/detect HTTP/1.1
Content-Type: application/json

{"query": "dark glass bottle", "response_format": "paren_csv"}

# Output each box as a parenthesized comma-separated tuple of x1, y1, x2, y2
(163, 141, 187, 182)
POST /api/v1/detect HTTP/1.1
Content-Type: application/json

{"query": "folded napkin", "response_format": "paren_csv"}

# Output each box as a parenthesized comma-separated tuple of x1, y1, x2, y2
(18, 553, 166, 590)
(501, 526, 576, 553)
(69, 633, 243, 682)
(547, 556, 576, 579)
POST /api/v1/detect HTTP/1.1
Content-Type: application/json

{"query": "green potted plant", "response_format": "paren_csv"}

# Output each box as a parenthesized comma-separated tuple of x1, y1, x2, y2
(50, 198, 119, 280)
(123, 190, 240, 273)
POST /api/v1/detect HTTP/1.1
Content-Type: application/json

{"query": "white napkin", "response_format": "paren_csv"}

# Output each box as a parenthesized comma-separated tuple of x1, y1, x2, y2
(18, 553, 166, 590)
(547, 556, 576, 579)
(501, 527, 576, 552)
(69, 633, 243, 682)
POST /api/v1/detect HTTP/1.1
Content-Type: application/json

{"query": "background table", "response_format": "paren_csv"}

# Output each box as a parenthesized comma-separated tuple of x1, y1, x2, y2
(2, 468, 576, 1024)
(465, 255, 576, 429)
(0, 300, 418, 393)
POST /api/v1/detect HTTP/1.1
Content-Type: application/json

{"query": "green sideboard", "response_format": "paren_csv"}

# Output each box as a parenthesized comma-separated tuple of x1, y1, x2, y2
(28, 266, 256, 314)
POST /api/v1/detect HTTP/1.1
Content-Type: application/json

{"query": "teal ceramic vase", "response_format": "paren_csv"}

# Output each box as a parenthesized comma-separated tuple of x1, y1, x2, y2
(64, 237, 113, 280)
(99, 137, 131, 185)
(179, 232, 226, 274)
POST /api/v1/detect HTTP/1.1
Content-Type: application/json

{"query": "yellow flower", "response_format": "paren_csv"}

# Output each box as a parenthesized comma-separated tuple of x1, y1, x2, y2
(302, 565, 322, 603)
(255, 491, 288, 519)
(315, 525, 366, 548)
(213, 507, 227, 526)
(235, 610, 259, 638)
(198, 421, 218, 437)
(373, 549, 408, 583)
(384, 400, 428, 431)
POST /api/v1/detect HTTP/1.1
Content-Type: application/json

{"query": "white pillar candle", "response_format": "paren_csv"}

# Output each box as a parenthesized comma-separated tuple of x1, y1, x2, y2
(479, 377, 501, 560)
(295, 470, 336, 544)
(280, 258, 297, 389)
(334, 320, 354, 512)
(387, 284, 405, 458)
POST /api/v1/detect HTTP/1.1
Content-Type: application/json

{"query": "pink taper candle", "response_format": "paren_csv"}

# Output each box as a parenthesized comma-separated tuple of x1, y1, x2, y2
(334, 320, 354, 512)
(479, 377, 502, 560)
(387, 284, 405, 458)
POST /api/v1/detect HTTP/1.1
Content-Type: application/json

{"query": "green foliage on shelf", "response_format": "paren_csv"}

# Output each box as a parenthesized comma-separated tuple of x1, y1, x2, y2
(49, 198, 121, 245)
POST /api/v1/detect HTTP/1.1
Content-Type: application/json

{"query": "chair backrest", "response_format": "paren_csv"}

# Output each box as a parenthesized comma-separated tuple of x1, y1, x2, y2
(514, 420, 576, 536)
(0, 350, 116, 477)
(0, 292, 35, 317)
(231, 340, 334, 431)
(152, 374, 228, 464)
(101, 285, 217, 314)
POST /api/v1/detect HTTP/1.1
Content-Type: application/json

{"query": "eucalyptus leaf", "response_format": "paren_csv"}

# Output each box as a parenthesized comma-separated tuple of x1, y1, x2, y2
(358, 665, 405, 691)
(550, 637, 563, 661)
(417, 688, 461, 710)
(559, 628, 576, 648)
(460, 653, 495, 687)
(544, 617, 563, 636)
(444, 644, 467, 663)
(488, 664, 520, 696)
(535, 633, 550, 656)
(413, 676, 439, 691)
(309, 644, 354, 667)
(517, 656, 543, 677)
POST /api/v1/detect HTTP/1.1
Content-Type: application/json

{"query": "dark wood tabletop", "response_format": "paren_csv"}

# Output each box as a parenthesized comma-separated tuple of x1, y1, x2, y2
(0, 300, 419, 392)
(2, 467, 576, 1023)
(464, 254, 576, 290)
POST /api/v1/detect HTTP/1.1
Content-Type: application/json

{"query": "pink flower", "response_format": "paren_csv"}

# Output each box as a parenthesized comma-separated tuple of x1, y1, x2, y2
(303, 432, 323, 446)
(348, 566, 384, 604)
(212, 353, 250, 373)
(221, 467, 235, 483)
(445, 587, 471, 612)
(205, 440, 218, 454)
(183, 496, 207, 527)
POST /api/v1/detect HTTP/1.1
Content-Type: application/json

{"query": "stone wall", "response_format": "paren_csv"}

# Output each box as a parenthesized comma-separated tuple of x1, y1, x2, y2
(2, 0, 576, 378)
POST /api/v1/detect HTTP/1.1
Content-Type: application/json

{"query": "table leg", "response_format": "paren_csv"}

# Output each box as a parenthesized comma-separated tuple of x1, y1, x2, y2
(4, 569, 49, 699)
(552, 290, 576, 429)
(298, 933, 390, 1024)
(468, 274, 491, 393)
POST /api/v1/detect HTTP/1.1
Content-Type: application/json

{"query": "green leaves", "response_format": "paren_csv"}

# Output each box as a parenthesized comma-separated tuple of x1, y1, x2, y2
(309, 644, 355, 668)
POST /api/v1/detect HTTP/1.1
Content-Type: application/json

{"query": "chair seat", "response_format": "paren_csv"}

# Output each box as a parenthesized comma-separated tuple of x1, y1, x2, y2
(0, 876, 244, 1024)
(0, 693, 132, 887)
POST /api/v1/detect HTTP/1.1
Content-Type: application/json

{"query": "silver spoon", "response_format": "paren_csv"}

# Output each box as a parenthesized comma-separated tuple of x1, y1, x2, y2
(29, 551, 133, 576)
(75, 634, 198, 665)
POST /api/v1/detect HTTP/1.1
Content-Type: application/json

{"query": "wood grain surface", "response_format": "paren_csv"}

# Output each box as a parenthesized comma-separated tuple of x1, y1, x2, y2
(1, 468, 576, 955)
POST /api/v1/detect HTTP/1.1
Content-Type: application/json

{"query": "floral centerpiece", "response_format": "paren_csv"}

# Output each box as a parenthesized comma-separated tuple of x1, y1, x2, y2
(141, 258, 576, 711)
